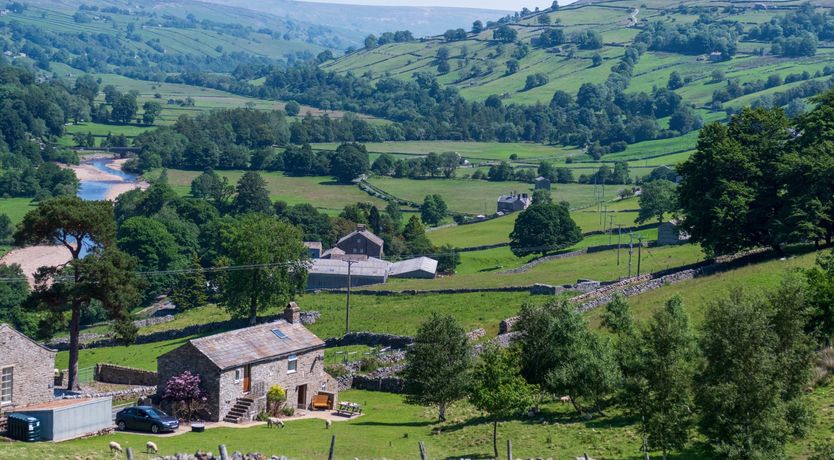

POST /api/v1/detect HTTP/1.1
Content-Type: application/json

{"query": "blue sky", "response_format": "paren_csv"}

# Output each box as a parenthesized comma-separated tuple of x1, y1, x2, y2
(301, 0, 577, 12)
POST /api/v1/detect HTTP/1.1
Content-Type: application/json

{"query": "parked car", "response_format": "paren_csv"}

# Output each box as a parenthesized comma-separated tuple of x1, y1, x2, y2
(115, 406, 179, 434)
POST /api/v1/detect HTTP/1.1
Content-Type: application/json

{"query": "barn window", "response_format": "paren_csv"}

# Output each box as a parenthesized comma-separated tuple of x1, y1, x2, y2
(234, 368, 242, 383)
(287, 355, 298, 374)
(1, 366, 12, 405)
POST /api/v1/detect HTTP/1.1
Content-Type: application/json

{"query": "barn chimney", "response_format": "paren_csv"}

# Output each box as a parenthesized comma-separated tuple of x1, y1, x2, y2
(284, 301, 300, 324)
(356, 224, 366, 232)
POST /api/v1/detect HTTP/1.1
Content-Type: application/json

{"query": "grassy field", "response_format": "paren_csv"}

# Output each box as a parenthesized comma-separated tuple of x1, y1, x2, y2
(148, 169, 386, 212)
(5, 385, 832, 459)
(311, 141, 580, 162)
(0, 197, 36, 225)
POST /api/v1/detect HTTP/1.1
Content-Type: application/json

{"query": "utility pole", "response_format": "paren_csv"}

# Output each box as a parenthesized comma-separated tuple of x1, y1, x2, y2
(637, 234, 644, 276)
(628, 233, 634, 278)
(603, 205, 608, 232)
(608, 214, 615, 244)
(344, 259, 357, 335)
(616, 224, 622, 266)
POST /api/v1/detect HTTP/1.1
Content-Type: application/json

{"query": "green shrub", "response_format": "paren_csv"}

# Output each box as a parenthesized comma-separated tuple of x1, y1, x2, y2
(280, 405, 295, 417)
(267, 385, 286, 403)
(325, 363, 350, 378)
(359, 356, 383, 373)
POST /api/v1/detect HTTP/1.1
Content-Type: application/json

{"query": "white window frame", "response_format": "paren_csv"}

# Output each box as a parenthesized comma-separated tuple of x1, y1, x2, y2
(287, 355, 298, 374)
(1, 366, 13, 406)
(234, 368, 242, 383)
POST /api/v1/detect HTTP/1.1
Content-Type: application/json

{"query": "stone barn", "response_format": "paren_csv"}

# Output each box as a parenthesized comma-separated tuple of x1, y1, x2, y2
(0, 323, 56, 410)
(156, 304, 338, 423)
(657, 220, 690, 246)
(534, 176, 551, 190)
(497, 193, 532, 213)
(335, 224, 384, 258)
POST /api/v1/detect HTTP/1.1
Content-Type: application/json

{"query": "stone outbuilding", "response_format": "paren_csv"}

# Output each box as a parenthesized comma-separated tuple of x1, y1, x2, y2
(156, 304, 338, 423)
(534, 176, 551, 190)
(657, 220, 690, 246)
(0, 323, 56, 411)
(335, 224, 384, 258)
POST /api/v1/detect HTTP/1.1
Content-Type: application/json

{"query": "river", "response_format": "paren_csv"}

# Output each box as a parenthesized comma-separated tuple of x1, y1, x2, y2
(77, 157, 140, 201)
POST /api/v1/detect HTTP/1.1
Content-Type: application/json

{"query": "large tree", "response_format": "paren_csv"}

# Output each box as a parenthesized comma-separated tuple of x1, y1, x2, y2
(218, 214, 308, 325)
(509, 200, 581, 257)
(636, 179, 677, 224)
(677, 108, 791, 256)
(232, 171, 272, 215)
(330, 142, 369, 183)
(419, 194, 447, 226)
(402, 313, 472, 422)
(516, 300, 619, 416)
(15, 196, 120, 389)
(697, 279, 814, 459)
(468, 345, 537, 459)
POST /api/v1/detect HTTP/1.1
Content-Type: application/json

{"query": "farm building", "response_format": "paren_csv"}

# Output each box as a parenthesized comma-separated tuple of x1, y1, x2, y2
(157, 303, 338, 423)
(335, 224, 384, 258)
(304, 242, 323, 259)
(534, 176, 551, 190)
(0, 323, 56, 410)
(389, 257, 438, 279)
(307, 257, 390, 290)
(497, 193, 532, 213)
(657, 220, 690, 246)
(11, 398, 112, 441)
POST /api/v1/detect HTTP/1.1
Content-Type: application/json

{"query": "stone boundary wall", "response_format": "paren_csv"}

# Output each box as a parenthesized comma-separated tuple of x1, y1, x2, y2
(454, 223, 659, 253)
(47, 311, 320, 351)
(94, 363, 158, 386)
(350, 376, 406, 393)
(324, 285, 533, 296)
(324, 332, 414, 349)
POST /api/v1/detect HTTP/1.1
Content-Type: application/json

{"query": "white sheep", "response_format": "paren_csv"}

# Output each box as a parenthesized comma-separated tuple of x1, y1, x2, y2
(267, 417, 285, 428)
(109, 441, 123, 454)
(560, 395, 572, 403)
(146, 441, 159, 454)
(325, 419, 332, 430)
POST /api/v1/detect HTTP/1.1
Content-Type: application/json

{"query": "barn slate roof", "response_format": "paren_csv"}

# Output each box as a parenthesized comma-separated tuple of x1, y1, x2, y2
(336, 227, 384, 247)
(188, 320, 324, 371)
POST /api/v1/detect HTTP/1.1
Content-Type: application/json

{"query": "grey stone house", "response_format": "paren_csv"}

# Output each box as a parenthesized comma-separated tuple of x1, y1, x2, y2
(497, 193, 532, 213)
(335, 224, 384, 258)
(0, 324, 56, 410)
(156, 304, 338, 423)
(534, 176, 551, 190)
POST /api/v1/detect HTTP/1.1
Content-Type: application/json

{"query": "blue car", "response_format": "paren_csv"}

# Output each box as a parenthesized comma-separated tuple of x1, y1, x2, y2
(115, 406, 179, 434)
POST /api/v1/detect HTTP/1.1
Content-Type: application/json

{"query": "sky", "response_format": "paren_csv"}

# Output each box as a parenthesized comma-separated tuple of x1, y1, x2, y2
(301, 0, 577, 12)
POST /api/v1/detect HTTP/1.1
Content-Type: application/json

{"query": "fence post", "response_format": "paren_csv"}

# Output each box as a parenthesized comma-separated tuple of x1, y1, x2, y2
(507, 439, 512, 460)
(328, 435, 336, 460)
(219, 444, 229, 460)
(125, 447, 133, 460)
(419, 441, 427, 460)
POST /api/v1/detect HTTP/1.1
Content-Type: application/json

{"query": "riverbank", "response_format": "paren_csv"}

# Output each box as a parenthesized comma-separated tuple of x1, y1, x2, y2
(0, 244, 73, 287)
(64, 157, 149, 201)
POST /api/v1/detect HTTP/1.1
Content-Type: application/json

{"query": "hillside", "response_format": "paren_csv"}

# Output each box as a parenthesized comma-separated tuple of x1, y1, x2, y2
(206, 0, 512, 38)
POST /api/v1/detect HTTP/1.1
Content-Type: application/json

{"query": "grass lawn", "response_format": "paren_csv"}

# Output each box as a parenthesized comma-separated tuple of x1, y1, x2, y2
(368, 177, 613, 215)
(310, 141, 581, 162)
(0, 197, 36, 225)
(148, 169, 386, 212)
(55, 335, 201, 372)
(7, 386, 832, 459)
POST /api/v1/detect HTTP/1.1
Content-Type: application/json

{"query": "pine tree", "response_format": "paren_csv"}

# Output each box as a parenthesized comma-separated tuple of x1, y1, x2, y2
(171, 252, 208, 310)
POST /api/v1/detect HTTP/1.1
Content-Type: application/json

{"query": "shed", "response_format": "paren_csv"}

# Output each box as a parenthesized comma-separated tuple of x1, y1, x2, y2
(12, 397, 112, 441)
(534, 176, 551, 190)
(306, 258, 389, 289)
(657, 220, 690, 246)
(389, 257, 438, 279)
(303, 242, 323, 259)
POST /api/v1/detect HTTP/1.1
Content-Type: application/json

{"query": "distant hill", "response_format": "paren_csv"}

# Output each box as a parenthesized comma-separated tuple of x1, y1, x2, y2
(204, 0, 512, 38)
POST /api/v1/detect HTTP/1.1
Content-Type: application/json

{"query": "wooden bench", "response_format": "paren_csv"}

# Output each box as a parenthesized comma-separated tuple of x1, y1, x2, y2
(312, 394, 331, 410)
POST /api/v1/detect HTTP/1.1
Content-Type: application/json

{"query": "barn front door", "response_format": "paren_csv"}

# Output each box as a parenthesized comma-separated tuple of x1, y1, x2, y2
(243, 364, 251, 393)
(296, 384, 307, 409)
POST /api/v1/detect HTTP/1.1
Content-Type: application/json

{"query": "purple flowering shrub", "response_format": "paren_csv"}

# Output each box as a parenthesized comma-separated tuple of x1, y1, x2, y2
(163, 371, 209, 421)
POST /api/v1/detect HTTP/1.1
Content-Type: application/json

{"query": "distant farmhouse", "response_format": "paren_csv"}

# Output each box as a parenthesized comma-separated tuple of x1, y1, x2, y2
(497, 192, 532, 213)
(306, 224, 437, 289)
(157, 303, 338, 423)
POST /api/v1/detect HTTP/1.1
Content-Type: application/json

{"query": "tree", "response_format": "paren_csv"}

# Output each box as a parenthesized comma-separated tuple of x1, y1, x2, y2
(420, 194, 447, 226)
(0, 213, 13, 245)
(364, 34, 377, 49)
(191, 169, 234, 210)
(218, 214, 308, 325)
(505, 59, 519, 75)
(636, 179, 676, 224)
(592, 53, 603, 67)
(163, 371, 207, 421)
(402, 215, 432, 256)
(232, 171, 272, 215)
(402, 314, 472, 422)
(14, 196, 120, 389)
(371, 153, 395, 176)
(472, 20, 484, 34)
(469, 345, 537, 459)
(516, 300, 619, 416)
(614, 296, 698, 460)
(439, 152, 460, 178)
(284, 100, 301, 116)
(697, 281, 814, 459)
(111, 92, 138, 123)
(171, 252, 208, 310)
(0, 264, 36, 336)
(435, 244, 460, 273)
(667, 71, 684, 90)
(493, 25, 518, 43)
(805, 250, 834, 346)
(142, 101, 162, 124)
(510, 201, 581, 257)
(330, 143, 369, 183)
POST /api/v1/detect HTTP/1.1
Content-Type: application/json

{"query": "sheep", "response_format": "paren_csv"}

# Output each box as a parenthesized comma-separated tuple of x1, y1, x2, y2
(108, 441, 123, 454)
(146, 441, 159, 454)
(325, 419, 332, 430)
(560, 395, 572, 403)
(267, 417, 284, 428)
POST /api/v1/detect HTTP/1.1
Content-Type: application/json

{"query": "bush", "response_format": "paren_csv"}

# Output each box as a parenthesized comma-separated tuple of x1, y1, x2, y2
(163, 371, 208, 421)
(359, 356, 383, 373)
(280, 406, 295, 417)
(325, 363, 350, 378)
(267, 385, 287, 403)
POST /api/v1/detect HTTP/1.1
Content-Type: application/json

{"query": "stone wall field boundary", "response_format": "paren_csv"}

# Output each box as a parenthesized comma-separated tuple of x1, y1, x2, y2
(95, 363, 158, 386)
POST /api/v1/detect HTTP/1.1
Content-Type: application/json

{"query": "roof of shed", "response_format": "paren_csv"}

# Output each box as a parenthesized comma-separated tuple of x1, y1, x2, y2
(189, 320, 324, 370)
(389, 257, 438, 276)
(309, 257, 390, 277)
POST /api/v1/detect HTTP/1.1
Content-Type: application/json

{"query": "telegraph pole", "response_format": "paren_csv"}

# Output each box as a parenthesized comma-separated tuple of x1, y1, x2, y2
(637, 235, 644, 276)
(603, 205, 608, 232)
(345, 259, 357, 335)
(616, 224, 623, 266)
(628, 233, 634, 278)
(608, 214, 615, 244)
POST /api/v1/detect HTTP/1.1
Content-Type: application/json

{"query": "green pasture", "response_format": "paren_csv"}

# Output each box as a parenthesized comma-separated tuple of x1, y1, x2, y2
(148, 169, 386, 212)
(0, 197, 37, 225)
(311, 141, 579, 162)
